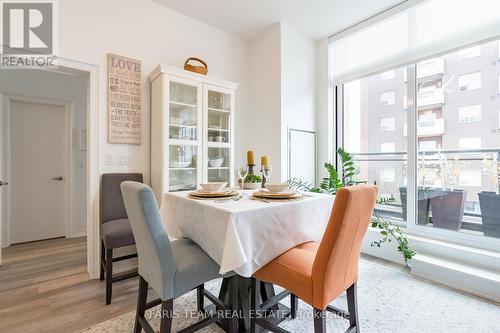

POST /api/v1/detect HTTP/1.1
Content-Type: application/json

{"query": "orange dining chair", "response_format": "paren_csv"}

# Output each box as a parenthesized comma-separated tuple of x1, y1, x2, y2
(250, 184, 378, 333)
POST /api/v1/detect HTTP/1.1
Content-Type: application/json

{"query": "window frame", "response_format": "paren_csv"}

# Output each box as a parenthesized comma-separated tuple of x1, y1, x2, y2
(334, 63, 500, 252)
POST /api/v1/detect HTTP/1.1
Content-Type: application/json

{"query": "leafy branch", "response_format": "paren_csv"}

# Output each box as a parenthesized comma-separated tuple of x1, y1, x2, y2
(371, 215, 416, 264)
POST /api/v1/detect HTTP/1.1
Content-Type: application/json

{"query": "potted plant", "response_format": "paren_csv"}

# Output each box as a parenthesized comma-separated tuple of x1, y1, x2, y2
(399, 187, 432, 225)
(239, 174, 262, 189)
(430, 153, 467, 231)
(478, 154, 500, 237)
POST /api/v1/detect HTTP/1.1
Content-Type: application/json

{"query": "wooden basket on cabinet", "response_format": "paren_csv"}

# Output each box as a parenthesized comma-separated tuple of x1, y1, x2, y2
(184, 57, 208, 75)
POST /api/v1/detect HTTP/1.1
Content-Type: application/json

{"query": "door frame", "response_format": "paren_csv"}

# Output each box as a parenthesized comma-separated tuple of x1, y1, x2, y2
(0, 58, 100, 279)
(2, 95, 73, 246)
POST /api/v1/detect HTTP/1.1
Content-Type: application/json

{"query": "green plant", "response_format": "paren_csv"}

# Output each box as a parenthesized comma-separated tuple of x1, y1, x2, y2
(241, 174, 262, 183)
(371, 215, 416, 265)
(289, 147, 416, 265)
(289, 147, 357, 194)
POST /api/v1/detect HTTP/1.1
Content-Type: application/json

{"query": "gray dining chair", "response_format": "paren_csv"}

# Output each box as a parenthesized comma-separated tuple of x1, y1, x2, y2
(121, 181, 238, 333)
(100, 173, 143, 305)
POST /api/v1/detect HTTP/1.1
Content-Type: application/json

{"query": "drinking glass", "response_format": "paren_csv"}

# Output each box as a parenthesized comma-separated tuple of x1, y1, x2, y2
(237, 165, 249, 192)
(263, 165, 272, 182)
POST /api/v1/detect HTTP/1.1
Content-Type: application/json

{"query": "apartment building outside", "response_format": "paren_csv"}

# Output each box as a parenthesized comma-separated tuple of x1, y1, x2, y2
(350, 39, 500, 226)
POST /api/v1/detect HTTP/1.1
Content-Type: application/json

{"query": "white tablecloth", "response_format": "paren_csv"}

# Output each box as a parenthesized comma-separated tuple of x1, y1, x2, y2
(160, 191, 335, 277)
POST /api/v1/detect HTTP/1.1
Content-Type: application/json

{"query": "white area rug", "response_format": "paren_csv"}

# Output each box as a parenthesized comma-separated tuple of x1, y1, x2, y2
(79, 259, 500, 333)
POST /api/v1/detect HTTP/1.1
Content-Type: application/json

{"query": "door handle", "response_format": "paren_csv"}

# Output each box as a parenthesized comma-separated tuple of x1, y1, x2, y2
(0, 180, 8, 187)
(52, 176, 64, 181)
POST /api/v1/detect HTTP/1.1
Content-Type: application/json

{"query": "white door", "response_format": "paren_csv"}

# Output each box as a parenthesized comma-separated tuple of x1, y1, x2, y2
(10, 101, 67, 244)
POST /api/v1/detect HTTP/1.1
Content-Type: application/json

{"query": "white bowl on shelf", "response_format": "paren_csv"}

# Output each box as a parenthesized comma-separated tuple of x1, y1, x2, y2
(209, 157, 224, 168)
(265, 183, 290, 193)
(199, 182, 227, 192)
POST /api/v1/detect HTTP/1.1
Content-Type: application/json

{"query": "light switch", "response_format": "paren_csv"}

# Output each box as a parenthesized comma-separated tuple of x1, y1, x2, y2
(105, 154, 114, 166)
(119, 155, 130, 166)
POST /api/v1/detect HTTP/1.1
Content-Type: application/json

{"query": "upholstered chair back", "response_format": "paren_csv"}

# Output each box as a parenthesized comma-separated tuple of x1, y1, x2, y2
(101, 173, 143, 224)
(121, 181, 176, 300)
(312, 184, 378, 309)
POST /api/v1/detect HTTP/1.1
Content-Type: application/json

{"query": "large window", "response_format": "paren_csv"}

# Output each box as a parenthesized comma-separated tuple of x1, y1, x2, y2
(343, 66, 408, 225)
(458, 72, 481, 92)
(340, 39, 500, 242)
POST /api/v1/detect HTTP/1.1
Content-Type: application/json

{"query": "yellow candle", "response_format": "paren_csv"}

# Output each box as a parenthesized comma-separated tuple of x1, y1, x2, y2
(247, 150, 255, 165)
(261, 155, 269, 169)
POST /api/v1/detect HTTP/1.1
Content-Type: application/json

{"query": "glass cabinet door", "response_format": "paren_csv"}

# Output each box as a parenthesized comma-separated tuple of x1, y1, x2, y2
(169, 82, 198, 141)
(204, 85, 234, 185)
(168, 78, 201, 192)
(169, 144, 197, 191)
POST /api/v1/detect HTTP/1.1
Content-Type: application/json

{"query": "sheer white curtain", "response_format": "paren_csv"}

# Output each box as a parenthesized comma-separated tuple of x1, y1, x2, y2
(330, 0, 500, 83)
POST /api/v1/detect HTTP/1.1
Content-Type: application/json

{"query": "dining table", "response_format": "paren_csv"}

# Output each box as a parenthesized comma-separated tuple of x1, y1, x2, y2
(160, 189, 335, 331)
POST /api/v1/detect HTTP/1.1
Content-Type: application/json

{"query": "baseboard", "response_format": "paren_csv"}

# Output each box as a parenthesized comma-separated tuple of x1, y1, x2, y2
(411, 254, 500, 304)
(362, 227, 500, 304)
(68, 229, 87, 238)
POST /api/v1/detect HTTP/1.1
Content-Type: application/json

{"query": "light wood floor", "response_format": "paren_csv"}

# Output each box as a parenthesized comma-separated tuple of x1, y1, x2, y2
(0, 237, 140, 333)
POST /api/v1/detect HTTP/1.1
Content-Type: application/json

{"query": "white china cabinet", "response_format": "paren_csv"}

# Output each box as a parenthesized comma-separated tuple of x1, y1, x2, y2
(149, 65, 237, 201)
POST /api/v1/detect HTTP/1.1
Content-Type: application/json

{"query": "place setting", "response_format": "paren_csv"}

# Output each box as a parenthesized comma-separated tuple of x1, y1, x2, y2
(187, 182, 241, 201)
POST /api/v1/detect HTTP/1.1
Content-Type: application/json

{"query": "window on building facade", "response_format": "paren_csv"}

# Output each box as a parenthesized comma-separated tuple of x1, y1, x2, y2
(459, 72, 481, 91)
(380, 91, 395, 106)
(459, 137, 482, 149)
(380, 142, 396, 152)
(419, 140, 437, 151)
(459, 104, 481, 123)
(380, 117, 396, 131)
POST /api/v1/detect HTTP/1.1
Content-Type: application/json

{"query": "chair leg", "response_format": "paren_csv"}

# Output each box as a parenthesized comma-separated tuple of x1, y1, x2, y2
(313, 308, 326, 333)
(229, 276, 239, 333)
(346, 283, 359, 332)
(100, 240, 105, 281)
(250, 277, 260, 333)
(160, 299, 173, 333)
(135, 276, 148, 333)
(105, 248, 113, 305)
(290, 293, 298, 319)
(196, 284, 204, 313)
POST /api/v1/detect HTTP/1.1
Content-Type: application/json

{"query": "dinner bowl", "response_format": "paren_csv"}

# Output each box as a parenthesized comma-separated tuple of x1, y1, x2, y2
(265, 183, 290, 193)
(209, 157, 224, 168)
(199, 182, 227, 192)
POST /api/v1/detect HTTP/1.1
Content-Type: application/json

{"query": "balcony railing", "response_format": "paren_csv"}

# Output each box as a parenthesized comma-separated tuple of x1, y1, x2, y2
(417, 88, 444, 108)
(349, 149, 500, 238)
(417, 118, 444, 137)
(417, 57, 445, 79)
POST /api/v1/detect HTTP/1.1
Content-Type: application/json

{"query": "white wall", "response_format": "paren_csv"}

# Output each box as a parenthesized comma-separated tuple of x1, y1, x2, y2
(244, 22, 317, 182)
(244, 24, 282, 180)
(0, 70, 88, 242)
(316, 38, 334, 180)
(57, 0, 249, 182)
(280, 23, 317, 181)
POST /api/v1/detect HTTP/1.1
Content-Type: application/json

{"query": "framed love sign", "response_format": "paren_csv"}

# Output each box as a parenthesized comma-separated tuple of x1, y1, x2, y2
(107, 53, 142, 144)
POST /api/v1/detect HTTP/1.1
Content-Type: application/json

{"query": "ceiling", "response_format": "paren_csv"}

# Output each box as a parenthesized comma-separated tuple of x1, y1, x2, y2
(152, 0, 404, 41)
